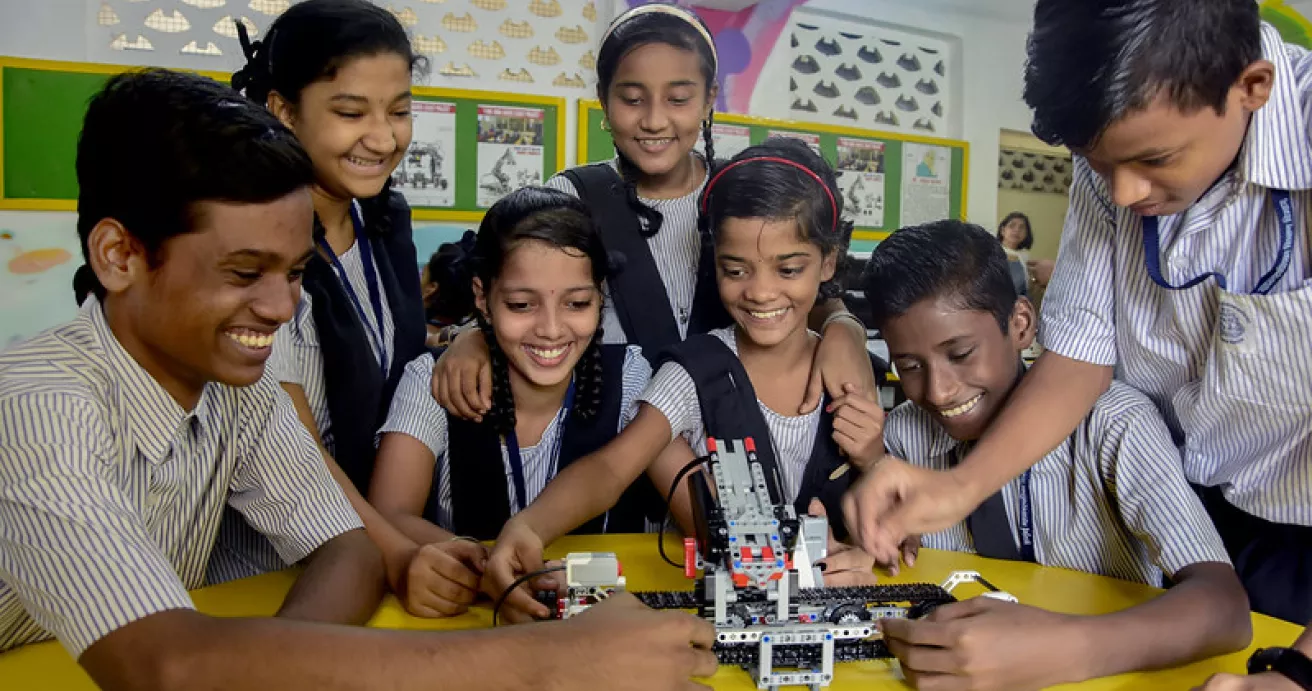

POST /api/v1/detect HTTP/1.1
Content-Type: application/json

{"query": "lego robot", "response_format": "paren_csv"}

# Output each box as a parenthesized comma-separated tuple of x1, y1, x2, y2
(541, 438, 1016, 691)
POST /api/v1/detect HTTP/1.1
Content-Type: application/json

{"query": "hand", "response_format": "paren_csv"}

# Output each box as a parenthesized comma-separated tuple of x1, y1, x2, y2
(808, 498, 878, 587)
(880, 597, 1083, 691)
(842, 456, 978, 565)
(551, 592, 718, 691)
(485, 519, 552, 623)
(1194, 672, 1301, 691)
(1026, 258, 1055, 288)
(401, 540, 488, 618)
(891, 534, 921, 576)
(431, 326, 491, 422)
(826, 382, 886, 470)
(804, 316, 878, 414)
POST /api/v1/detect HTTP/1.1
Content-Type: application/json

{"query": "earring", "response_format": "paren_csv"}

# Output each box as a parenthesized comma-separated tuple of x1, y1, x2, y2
(600, 117, 611, 132)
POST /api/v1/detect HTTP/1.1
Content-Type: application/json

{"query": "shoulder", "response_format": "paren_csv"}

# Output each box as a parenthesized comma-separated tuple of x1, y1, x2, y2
(551, 162, 621, 198)
(884, 401, 942, 447)
(1085, 381, 1166, 431)
(0, 319, 113, 414)
(618, 344, 652, 382)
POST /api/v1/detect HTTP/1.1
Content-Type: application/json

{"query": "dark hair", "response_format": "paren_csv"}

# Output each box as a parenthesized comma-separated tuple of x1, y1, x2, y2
(996, 211, 1033, 251)
(459, 186, 610, 435)
(424, 230, 477, 324)
(864, 220, 1017, 333)
(699, 137, 851, 299)
(230, 0, 426, 235)
(596, 3, 718, 237)
(1024, 0, 1262, 149)
(74, 69, 314, 305)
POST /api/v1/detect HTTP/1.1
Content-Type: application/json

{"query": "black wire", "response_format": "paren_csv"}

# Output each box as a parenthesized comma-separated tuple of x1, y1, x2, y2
(491, 565, 566, 627)
(657, 457, 711, 569)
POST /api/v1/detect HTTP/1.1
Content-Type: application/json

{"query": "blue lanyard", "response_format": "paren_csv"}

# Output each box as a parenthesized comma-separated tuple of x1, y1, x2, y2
(503, 380, 575, 513)
(1016, 469, 1035, 563)
(317, 204, 388, 375)
(1142, 189, 1295, 295)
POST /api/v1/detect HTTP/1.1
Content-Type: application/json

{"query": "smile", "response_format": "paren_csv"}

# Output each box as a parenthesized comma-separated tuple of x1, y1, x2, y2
(346, 155, 388, 170)
(635, 138, 675, 151)
(524, 343, 572, 365)
(747, 307, 789, 320)
(939, 393, 982, 419)
(226, 328, 274, 349)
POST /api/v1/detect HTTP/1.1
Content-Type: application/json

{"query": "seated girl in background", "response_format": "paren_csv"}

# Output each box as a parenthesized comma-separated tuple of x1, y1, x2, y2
(421, 231, 476, 351)
(369, 187, 671, 610)
(486, 139, 887, 622)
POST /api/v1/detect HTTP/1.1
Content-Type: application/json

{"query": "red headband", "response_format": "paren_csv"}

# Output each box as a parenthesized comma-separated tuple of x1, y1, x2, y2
(700, 156, 838, 231)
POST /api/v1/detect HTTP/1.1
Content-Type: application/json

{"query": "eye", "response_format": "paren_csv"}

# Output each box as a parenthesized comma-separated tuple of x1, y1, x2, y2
(505, 301, 532, 312)
(947, 348, 975, 363)
(334, 111, 364, 120)
(779, 265, 805, 278)
(288, 267, 306, 281)
(392, 108, 411, 118)
(722, 266, 746, 278)
(895, 360, 921, 373)
(1141, 154, 1173, 167)
(669, 97, 690, 106)
(230, 270, 261, 285)
(568, 299, 595, 310)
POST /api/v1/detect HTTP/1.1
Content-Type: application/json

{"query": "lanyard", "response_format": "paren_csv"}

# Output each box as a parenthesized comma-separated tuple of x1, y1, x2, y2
(1016, 469, 1035, 563)
(317, 203, 388, 375)
(503, 380, 575, 513)
(1142, 189, 1295, 295)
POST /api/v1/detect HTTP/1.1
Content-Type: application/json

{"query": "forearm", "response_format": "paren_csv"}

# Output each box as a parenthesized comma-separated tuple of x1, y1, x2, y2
(1066, 564, 1251, 682)
(810, 298, 865, 341)
(516, 458, 630, 543)
(323, 454, 418, 574)
(277, 529, 387, 625)
(1294, 621, 1312, 655)
(954, 351, 1111, 501)
(386, 511, 458, 546)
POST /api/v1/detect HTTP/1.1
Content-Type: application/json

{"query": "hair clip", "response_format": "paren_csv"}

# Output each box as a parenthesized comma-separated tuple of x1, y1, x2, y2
(500, 19, 533, 38)
(601, 5, 717, 68)
(703, 155, 838, 231)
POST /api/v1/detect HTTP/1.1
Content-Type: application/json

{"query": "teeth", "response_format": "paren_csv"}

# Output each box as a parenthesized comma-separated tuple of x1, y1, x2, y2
(527, 345, 567, 359)
(749, 307, 788, 319)
(638, 138, 673, 146)
(940, 394, 981, 418)
(347, 155, 385, 167)
(227, 330, 274, 349)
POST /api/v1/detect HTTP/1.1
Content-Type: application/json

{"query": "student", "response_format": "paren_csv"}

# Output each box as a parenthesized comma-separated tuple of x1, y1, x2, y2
(863, 220, 1250, 690)
(432, 2, 876, 423)
(996, 211, 1033, 296)
(486, 139, 884, 622)
(845, 0, 1312, 633)
(215, 0, 436, 599)
(421, 231, 476, 350)
(0, 68, 717, 691)
(370, 187, 664, 554)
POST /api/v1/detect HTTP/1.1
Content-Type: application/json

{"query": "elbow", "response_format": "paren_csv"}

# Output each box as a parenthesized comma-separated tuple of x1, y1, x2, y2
(1204, 568, 1254, 656)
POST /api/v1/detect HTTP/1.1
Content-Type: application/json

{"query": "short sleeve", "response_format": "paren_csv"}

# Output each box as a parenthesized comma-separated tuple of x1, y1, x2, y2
(638, 361, 704, 445)
(1037, 156, 1119, 366)
(0, 394, 195, 658)
(544, 174, 581, 198)
(618, 345, 652, 430)
(378, 353, 449, 459)
(227, 383, 362, 565)
(1093, 386, 1231, 576)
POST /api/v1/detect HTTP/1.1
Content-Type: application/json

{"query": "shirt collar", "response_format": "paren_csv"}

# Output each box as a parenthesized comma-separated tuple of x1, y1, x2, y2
(84, 297, 212, 465)
(1240, 22, 1312, 191)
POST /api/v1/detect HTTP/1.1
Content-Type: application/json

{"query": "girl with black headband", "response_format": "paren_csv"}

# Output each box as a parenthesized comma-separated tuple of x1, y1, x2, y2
(431, 3, 877, 425)
(485, 139, 887, 622)
(216, 0, 473, 617)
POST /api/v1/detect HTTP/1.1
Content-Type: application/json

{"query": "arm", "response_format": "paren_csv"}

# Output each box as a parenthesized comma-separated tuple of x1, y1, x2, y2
(276, 529, 386, 624)
(803, 297, 878, 413)
(430, 325, 492, 422)
(370, 432, 457, 545)
(644, 436, 700, 536)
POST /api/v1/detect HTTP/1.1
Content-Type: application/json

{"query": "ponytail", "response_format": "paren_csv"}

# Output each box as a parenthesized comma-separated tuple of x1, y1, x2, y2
(230, 20, 275, 105)
(72, 264, 104, 306)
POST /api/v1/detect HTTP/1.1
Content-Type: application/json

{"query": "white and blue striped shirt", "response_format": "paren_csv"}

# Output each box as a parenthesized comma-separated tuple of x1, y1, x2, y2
(377, 346, 651, 529)
(0, 299, 361, 656)
(546, 158, 706, 346)
(640, 327, 822, 505)
(886, 381, 1232, 587)
(1041, 22, 1312, 526)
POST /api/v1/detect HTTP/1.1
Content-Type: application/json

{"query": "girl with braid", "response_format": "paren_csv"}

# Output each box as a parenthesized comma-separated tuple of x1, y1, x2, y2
(370, 187, 668, 566)
(433, 3, 877, 425)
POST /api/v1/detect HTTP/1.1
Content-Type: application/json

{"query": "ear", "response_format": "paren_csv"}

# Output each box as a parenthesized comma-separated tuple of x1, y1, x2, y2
(266, 90, 297, 131)
(421, 282, 438, 300)
(819, 249, 838, 284)
(472, 276, 489, 320)
(1235, 59, 1275, 113)
(1007, 297, 1037, 351)
(87, 218, 151, 296)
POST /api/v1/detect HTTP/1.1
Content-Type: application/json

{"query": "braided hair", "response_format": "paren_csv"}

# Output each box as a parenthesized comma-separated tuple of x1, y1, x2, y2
(229, 0, 427, 235)
(596, 3, 719, 238)
(448, 187, 611, 435)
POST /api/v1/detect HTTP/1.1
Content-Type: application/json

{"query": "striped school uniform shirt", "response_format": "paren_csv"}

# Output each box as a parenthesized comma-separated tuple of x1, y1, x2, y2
(640, 327, 822, 505)
(377, 346, 651, 529)
(0, 299, 361, 656)
(1040, 22, 1312, 526)
(546, 157, 706, 345)
(885, 381, 1232, 587)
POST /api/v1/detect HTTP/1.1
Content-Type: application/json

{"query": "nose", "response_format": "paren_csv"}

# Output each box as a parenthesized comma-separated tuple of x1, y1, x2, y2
(924, 363, 962, 409)
(362, 114, 398, 155)
(639, 101, 670, 133)
(742, 271, 781, 305)
(1107, 166, 1152, 208)
(252, 275, 299, 326)
(535, 303, 565, 341)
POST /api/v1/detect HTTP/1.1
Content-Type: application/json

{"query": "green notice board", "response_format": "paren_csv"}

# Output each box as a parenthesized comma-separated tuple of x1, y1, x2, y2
(0, 57, 565, 222)
(578, 99, 969, 247)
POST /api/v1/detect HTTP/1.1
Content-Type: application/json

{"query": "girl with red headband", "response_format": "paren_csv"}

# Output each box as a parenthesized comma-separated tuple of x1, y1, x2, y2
(483, 138, 886, 623)
(429, 3, 876, 429)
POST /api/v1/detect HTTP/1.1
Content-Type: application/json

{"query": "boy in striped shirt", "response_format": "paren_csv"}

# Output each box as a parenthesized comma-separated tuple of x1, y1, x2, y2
(864, 221, 1249, 690)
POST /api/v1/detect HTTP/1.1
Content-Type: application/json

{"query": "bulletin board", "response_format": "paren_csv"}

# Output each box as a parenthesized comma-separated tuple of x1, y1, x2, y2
(0, 56, 566, 222)
(578, 99, 969, 242)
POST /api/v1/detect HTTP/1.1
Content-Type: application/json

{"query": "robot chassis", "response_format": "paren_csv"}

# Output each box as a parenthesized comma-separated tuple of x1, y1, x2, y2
(541, 438, 1017, 691)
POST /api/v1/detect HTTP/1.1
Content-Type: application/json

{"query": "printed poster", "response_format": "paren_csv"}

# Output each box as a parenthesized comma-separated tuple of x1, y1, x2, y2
(835, 138, 886, 228)
(477, 105, 545, 208)
(707, 123, 751, 160)
(393, 101, 456, 208)
(767, 130, 822, 156)
(900, 142, 951, 226)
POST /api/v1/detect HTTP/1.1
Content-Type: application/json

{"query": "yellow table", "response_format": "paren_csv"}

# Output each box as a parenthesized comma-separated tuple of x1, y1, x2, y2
(1, 534, 1300, 690)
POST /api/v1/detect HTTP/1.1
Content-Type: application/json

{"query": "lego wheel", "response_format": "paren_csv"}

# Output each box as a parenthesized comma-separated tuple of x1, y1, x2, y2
(906, 601, 946, 620)
(828, 604, 872, 624)
(725, 604, 750, 628)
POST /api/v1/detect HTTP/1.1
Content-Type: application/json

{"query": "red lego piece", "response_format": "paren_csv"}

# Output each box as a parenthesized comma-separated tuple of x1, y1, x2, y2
(684, 537, 698, 579)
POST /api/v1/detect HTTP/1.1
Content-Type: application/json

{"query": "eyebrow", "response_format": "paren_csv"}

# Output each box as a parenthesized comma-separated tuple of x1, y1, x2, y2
(500, 285, 596, 294)
(719, 252, 812, 262)
(614, 79, 699, 90)
(1113, 146, 1178, 165)
(221, 248, 315, 265)
(329, 91, 412, 105)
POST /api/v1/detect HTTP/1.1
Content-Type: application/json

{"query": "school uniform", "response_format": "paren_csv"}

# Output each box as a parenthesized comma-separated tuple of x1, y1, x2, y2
(640, 327, 855, 537)
(378, 344, 659, 539)
(1042, 22, 1312, 619)
(546, 158, 731, 356)
(208, 192, 426, 583)
(885, 381, 1231, 587)
(0, 298, 360, 655)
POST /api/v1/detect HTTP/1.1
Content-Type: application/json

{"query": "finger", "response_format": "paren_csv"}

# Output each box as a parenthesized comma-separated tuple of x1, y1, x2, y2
(415, 563, 480, 605)
(833, 400, 883, 429)
(808, 497, 827, 518)
(426, 547, 483, 592)
(924, 597, 993, 622)
(408, 579, 473, 617)
(434, 365, 450, 410)
(884, 638, 964, 676)
(458, 366, 484, 420)
(831, 426, 866, 457)
(444, 540, 490, 574)
(902, 535, 920, 567)
(679, 646, 720, 680)
(877, 617, 955, 647)
(478, 361, 493, 413)
(677, 611, 718, 650)
(801, 360, 825, 415)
